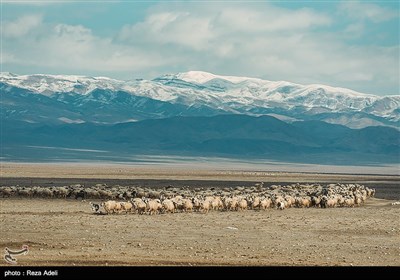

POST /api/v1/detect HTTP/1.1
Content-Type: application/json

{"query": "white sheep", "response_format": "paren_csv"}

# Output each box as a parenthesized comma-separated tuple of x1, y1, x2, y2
(200, 199, 211, 213)
(259, 197, 272, 210)
(320, 196, 336, 208)
(251, 196, 261, 210)
(181, 199, 193, 212)
(237, 199, 248, 211)
(146, 199, 162, 215)
(131, 198, 147, 214)
(120, 201, 133, 213)
(162, 199, 175, 213)
(101, 200, 118, 214)
(212, 196, 223, 210)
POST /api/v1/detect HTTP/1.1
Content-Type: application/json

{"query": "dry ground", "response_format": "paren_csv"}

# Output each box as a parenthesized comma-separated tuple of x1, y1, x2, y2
(1, 163, 399, 266)
(1, 162, 398, 182)
(0, 198, 399, 266)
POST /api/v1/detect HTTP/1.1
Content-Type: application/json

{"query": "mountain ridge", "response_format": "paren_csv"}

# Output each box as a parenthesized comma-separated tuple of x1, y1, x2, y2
(1, 71, 399, 129)
(2, 114, 399, 164)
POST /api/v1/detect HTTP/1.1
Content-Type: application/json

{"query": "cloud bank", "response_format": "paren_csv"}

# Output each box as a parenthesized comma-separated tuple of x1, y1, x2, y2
(2, 2, 399, 95)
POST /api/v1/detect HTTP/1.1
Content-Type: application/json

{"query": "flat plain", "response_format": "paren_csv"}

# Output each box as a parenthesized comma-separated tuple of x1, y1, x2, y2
(0, 163, 399, 266)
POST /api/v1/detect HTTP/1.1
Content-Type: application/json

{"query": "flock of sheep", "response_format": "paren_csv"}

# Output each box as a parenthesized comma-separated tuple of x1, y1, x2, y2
(0, 182, 376, 214)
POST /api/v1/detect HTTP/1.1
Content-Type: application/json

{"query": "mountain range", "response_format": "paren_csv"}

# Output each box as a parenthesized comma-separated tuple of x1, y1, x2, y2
(1, 71, 399, 164)
(1, 71, 399, 128)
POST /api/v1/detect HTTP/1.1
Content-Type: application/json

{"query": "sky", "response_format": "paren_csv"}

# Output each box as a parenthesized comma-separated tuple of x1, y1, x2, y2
(1, 0, 399, 96)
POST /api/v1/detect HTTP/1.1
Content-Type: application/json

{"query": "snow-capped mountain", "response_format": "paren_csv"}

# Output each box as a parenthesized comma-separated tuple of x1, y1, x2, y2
(1, 71, 399, 128)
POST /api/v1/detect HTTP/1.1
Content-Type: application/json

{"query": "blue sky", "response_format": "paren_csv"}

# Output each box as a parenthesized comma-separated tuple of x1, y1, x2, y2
(2, 0, 399, 95)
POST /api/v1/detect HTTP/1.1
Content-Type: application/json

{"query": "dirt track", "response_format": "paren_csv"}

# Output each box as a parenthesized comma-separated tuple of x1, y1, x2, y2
(1, 198, 399, 266)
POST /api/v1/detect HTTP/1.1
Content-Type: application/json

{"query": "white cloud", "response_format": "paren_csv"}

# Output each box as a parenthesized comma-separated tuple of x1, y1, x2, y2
(4, 22, 172, 73)
(119, 5, 331, 52)
(3, 0, 41, 3)
(54, 24, 92, 39)
(3, 0, 93, 5)
(3, 3, 399, 95)
(344, 22, 365, 35)
(2, 14, 42, 38)
(339, 1, 398, 22)
(113, 3, 398, 94)
(215, 6, 331, 32)
(119, 11, 216, 51)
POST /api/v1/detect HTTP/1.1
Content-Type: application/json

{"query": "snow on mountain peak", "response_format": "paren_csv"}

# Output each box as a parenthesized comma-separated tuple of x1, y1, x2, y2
(1, 72, 18, 78)
(171, 70, 264, 84)
(1, 71, 398, 123)
(0, 72, 125, 95)
(306, 84, 375, 98)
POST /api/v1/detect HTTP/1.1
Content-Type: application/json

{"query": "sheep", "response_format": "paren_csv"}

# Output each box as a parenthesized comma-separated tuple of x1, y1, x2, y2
(237, 199, 248, 211)
(210, 197, 221, 211)
(181, 199, 194, 212)
(0, 182, 377, 214)
(320, 196, 336, 208)
(101, 200, 118, 214)
(295, 197, 311, 208)
(123, 191, 134, 200)
(171, 195, 183, 203)
(311, 196, 321, 207)
(190, 197, 200, 212)
(18, 189, 32, 198)
(223, 197, 238, 211)
(254, 182, 264, 191)
(250, 196, 261, 210)
(172, 199, 184, 212)
(216, 196, 224, 210)
(284, 195, 296, 208)
(343, 197, 355, 207)
(354, 195, 363, 207)
(336, 195, 345, 206)
(40, 189, 53, 198)
(259, 197, 272, 210)
(74, 190, 85, 200)
(146, 199, 162, 215)
(85, 189, 100, 199)
(98, 190, 113, 200)
(162, 199, 175, 213)
(203, 196, 214, 204)
(0, 187, 13, 198)
(114, 201, 123, 213)
(54, 187, 68, 199)
(273, 195, 285, 208)
(199, 199, 211, 213)
(135, 188, 146, 198)
(131, 198, 147, 214)
(148, 191, 161, 199)
(370, 189, 376, 197)
(120, 201, 133, 213)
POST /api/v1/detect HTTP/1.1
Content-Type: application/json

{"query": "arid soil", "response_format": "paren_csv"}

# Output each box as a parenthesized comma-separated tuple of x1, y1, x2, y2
(0, 198, 399, 266)
(0, 163, 399, 266)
